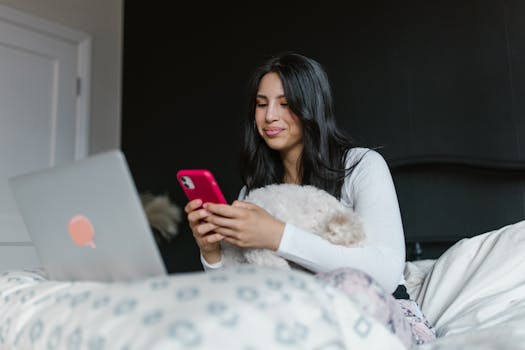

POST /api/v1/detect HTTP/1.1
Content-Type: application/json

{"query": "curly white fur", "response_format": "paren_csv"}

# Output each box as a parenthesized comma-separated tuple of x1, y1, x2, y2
(221, 184, 365, 270)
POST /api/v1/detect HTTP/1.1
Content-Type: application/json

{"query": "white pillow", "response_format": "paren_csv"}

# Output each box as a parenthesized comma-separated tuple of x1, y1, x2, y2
(403, 259, 436, 300)
(415, 220, 525, 337)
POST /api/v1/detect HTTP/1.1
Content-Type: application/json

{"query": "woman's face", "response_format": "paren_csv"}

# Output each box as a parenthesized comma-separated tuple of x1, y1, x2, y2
(255, 72, 303, 159)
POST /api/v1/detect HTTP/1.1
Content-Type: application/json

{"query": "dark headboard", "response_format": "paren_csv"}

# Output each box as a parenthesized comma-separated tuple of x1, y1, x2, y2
(389, 156, 525, 261)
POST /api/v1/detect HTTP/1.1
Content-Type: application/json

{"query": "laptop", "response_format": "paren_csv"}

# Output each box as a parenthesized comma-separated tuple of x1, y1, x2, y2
(8, 149, 168, 282)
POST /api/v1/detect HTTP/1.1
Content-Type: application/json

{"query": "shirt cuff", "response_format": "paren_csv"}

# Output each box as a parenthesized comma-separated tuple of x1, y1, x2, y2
(276, 222, 296, 255)
(200, 254, 224, 270)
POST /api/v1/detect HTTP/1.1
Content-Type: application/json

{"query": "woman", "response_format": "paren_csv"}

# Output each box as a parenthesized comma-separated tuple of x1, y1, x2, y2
(184, 52, 434, 346)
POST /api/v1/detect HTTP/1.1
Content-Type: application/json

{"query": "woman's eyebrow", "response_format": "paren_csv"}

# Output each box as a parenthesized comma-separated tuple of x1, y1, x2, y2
(256, 94, 286, 99)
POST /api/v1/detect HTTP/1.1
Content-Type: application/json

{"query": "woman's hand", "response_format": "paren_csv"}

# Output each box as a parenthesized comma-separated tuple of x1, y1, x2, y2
(203, 201, 285, 251)
(184, 199, 224, 263)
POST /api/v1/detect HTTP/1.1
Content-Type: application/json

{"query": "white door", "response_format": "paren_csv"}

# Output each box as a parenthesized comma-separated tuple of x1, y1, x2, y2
(0, 5, 91, 270)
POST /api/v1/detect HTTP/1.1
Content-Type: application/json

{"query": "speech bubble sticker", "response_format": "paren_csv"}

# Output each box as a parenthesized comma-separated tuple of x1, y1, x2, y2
(68, 215, 96, 248)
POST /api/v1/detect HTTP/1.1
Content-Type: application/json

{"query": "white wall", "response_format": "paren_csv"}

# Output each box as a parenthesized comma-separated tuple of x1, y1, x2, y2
(0, 0, 122, 154)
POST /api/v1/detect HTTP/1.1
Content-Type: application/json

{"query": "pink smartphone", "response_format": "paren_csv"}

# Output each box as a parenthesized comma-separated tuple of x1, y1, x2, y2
(176, 169, 227, 206)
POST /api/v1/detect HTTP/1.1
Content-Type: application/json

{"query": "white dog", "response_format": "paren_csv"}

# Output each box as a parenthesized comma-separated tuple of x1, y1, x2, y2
(221, 184, 365, 270)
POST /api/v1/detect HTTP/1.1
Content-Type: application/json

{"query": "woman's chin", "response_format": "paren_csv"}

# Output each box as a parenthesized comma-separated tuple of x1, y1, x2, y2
(264, 140, 286, 152)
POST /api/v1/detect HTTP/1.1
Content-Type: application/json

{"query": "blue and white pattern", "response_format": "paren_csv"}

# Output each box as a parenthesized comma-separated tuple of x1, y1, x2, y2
(0, 266, 404, 349)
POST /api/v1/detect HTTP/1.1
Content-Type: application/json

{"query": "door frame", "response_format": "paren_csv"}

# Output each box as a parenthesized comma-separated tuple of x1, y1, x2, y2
(0, 4, 91, 159)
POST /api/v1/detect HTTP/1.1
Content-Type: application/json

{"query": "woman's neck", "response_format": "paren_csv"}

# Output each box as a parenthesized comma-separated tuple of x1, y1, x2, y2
(281, 149, 302, 184)
(283, 172, 300, 184)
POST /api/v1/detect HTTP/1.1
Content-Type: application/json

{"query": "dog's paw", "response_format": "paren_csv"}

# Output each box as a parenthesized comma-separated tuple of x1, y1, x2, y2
(244, 249, 291, 270)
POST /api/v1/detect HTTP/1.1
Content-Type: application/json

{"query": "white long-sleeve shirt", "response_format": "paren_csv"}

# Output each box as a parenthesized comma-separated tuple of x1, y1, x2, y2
(200, 148, 406, 293)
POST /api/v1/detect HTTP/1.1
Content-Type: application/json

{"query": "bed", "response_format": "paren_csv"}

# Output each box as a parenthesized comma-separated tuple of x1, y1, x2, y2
(1, 156, 525, 349)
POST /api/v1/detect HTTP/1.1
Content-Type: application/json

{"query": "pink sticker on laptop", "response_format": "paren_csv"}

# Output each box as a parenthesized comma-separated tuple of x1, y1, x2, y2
(68, 215, 96, 248)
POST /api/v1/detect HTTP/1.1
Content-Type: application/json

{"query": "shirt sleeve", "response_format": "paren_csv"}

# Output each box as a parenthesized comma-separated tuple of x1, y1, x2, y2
(276, 149, 406, 293)
(200, 254, 224, 271)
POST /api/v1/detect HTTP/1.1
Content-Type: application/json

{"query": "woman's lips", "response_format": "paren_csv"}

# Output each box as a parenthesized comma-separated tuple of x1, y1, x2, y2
(264, 128, 284, 137)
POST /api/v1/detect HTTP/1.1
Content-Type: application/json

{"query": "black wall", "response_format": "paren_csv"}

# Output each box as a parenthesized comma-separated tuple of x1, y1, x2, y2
(122, 1, 525, 271)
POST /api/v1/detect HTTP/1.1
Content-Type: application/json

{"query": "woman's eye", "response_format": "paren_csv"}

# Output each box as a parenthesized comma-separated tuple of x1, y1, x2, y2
(256, 103, 267, 107)
(280, 103, 288, 106)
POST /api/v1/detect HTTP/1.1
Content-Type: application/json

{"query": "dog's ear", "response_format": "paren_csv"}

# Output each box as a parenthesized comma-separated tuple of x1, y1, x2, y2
(324, 210, 365, 246)
(324, 211, 349, 239)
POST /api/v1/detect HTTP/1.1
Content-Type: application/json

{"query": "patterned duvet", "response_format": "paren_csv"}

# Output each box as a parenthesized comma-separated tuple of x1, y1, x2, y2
(0, 266, 404, 350)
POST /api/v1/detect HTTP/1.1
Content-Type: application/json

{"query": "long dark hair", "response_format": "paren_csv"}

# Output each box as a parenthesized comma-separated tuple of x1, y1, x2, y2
(241, 52, 363, 199)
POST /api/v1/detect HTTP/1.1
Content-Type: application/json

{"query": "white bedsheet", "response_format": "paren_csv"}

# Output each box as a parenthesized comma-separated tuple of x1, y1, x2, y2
(406, 220, 525, 349)
(0, 266, 405, 350)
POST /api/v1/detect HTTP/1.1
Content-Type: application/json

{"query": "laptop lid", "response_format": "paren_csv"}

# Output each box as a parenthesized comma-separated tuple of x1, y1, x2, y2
(8, 149, 167, 282)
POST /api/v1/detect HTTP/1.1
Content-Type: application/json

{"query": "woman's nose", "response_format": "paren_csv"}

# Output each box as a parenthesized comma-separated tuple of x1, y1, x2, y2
(265, 103, 280, 122)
